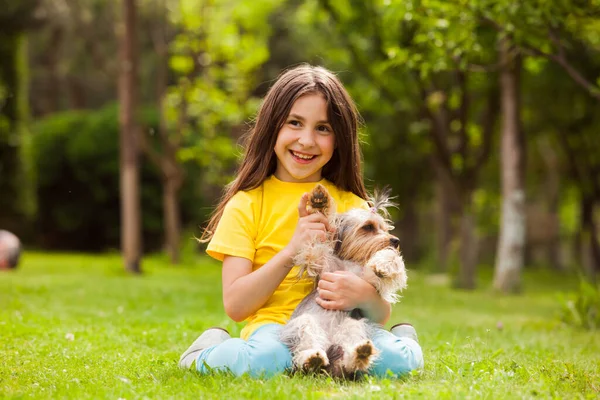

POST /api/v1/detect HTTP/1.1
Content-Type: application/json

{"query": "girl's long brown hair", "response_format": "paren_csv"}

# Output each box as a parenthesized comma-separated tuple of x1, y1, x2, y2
(200, 64, 368, 242)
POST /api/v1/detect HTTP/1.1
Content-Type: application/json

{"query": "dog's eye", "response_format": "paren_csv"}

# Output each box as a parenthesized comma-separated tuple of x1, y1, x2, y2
(362, 223, 375, 232)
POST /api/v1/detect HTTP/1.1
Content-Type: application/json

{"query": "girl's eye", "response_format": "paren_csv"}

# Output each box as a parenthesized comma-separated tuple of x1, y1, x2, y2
(288, 120, 301, 127)
(317, 125, 331, 133)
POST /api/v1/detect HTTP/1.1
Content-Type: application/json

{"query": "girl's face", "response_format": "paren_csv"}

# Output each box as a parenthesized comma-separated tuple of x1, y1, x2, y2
(273, 93, 336, 183)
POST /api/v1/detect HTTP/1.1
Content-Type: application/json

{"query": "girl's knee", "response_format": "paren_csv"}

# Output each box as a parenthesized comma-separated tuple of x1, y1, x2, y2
(199, 337, 291, 377)
(199, 324, 292, 378)
(246, 339, 292, 377)
(197, 338, 246, 374)
(373, 337, 424, 377)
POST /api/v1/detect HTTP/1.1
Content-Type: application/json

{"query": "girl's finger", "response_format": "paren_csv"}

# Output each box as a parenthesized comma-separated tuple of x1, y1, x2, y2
(319, 272, 336, 281)
(317, 288, 336, 300)
(302, 213, 331, 230)
(303, 212, 329, 223)
(304, 223, 326, 231)
(317, 279, 335, 291)
(315, 297, 339, 310)
(297, 193, 309, 218)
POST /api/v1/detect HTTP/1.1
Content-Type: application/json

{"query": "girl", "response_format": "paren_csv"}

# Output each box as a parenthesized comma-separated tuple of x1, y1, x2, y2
(179, 64, 423, 378)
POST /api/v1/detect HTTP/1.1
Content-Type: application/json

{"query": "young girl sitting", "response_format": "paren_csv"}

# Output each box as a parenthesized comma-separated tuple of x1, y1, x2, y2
(179, 64, 423, 378)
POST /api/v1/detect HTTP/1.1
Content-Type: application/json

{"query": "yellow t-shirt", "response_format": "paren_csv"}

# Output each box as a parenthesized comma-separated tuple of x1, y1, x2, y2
(207, 175, 368, 340)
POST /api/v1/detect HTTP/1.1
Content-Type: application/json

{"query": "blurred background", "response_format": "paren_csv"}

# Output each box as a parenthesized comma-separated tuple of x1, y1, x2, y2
(1, 0, 599, 291)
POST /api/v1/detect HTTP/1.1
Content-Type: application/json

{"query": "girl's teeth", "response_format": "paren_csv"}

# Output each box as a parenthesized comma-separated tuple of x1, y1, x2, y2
(292, 151, 315, 160)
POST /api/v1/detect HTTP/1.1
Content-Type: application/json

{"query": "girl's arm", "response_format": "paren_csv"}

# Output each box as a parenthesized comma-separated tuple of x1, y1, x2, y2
(222, 195, 332, 322)
(221, 250, 294, 322)
(355, 282, 392, 325)
(315, 271, 392, 325)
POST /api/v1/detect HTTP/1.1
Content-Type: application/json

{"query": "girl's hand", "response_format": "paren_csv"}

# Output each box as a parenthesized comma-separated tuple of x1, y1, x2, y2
(283, 193, 333, 258)
(315, 271, 378, 311)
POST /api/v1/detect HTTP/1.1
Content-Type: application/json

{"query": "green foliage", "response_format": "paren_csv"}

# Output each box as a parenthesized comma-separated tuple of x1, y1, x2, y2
(284, 0, 600, 273)
(10, 0, 600, 271)
(168, 0, 283, 185)
(524, 53, 600, 215)
(1, 253, 599, 398)
(558, 188, 580, 237)
(30, 104, 204, 251)
(558, 278, 600, 330)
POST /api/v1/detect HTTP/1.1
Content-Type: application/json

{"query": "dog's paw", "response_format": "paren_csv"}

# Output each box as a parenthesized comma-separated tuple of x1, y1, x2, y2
(343, 340, 378, 372)
(295, 349, 329, 373)
(365, 249, 407, 303)
(367, 249, 401, 277)
(307, 184, 336, 217)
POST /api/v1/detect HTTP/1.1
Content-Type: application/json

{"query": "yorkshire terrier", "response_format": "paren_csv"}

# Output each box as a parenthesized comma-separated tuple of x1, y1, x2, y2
(280, 185, 407, 379)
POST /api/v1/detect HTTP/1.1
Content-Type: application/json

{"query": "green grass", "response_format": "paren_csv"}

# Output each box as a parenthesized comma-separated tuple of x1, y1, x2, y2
(1, 252, 599, 399)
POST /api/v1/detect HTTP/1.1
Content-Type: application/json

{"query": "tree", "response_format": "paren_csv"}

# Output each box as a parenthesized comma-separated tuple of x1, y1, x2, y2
(0, 0, 38, 235)
(118, 0, 142, 273)
(305, 0, 501, 288)
(493, 38, 525, 292)
(475, 0, 600, 288)
(28, 0, 123, 114)
(148, 0, 284, 256)
(137, 0, 185, 264)
(550, 82, 600, 278)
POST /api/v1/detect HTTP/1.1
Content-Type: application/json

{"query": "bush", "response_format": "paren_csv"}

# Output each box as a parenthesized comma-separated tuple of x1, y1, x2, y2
(558, 277, 600, 330)
(30, 104, 203, 252)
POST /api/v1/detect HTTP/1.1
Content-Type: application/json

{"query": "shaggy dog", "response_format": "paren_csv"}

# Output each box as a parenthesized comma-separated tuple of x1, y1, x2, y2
(280, 185, 407, 379)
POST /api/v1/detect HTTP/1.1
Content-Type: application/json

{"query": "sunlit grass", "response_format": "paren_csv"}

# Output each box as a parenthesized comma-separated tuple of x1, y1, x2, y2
(1, 252, 599, 399)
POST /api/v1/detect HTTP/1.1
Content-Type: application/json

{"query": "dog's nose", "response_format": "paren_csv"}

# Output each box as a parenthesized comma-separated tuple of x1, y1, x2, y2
(390, 236, 400, 249)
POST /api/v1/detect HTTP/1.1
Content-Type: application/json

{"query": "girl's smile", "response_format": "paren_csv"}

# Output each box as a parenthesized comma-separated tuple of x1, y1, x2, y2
(274, 93, 335, 183)
(290, 150, 316, 162)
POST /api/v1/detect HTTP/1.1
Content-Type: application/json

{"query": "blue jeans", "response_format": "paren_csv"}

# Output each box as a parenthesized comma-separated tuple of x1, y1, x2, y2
(196, 323, 423, 378)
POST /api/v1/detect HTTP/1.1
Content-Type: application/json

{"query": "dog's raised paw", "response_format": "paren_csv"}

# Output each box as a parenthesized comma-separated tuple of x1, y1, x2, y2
(307, 184, 333, 216)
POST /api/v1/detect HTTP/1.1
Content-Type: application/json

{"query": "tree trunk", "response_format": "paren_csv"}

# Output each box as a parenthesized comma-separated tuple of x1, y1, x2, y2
(435, 179, 454, 272)
(493, 39, 525, 293)
(398, 199, 419, 262)
(118, 0, 142, 274)
(592, 208, 600, 276)
(15, 34, 35, 221)
(581, 197, 600, 280)
(0, 32, 30, 235)
(456, 199, 478, 289)
(67, 76, 87, 109)
(538, 138, 562, 270)
(163, 178, 181, 264)
(152, 2, 184, 265)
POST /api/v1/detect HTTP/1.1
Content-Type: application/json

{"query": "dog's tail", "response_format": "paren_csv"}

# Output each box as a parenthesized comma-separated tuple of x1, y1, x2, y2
(326, 344, 343, 364)
(325, 344, 344, 378)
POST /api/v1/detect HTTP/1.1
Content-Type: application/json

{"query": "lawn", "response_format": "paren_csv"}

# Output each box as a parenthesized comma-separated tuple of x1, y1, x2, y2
(1, 252, 599, 399)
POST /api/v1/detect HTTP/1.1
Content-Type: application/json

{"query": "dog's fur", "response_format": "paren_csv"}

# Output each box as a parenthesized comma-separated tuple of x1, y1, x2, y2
(280, 185, 407, 379)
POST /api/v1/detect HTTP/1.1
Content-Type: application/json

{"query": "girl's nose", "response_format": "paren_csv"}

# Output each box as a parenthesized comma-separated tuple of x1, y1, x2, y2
(297, 129, 316, 147)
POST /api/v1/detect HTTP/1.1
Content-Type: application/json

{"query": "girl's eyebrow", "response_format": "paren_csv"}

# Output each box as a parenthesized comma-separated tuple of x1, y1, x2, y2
(288, 113, 330, 124)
